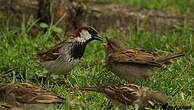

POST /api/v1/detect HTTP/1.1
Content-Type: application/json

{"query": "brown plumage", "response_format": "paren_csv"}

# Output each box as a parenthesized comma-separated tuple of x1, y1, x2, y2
(0, 105, 26, 110)
(0, 83, 64, 110)
(32, 26, 102, 83)
(79, 83, 167, 110)
(104, 38, 184, 82)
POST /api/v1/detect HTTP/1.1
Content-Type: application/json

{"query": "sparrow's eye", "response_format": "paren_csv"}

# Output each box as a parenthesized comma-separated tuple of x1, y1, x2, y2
(108, 42, 112, 46)
(109, 43, 114, 49)
(88, 29, 98, 35)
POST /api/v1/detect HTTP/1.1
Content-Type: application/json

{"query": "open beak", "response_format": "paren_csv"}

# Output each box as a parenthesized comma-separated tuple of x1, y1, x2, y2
(93, 34, 103, 41)
(101, 43, 107, 47)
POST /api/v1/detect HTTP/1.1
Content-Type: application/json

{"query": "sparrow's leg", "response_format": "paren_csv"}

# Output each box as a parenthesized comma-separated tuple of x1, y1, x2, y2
(45, 72, 52, 85)
(64, 74, 73, 88)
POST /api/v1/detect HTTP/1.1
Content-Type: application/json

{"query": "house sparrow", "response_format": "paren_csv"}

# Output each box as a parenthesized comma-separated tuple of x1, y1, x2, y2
(79, 83, 167, 110)
(103, 38, 184, 82)
(0, 83, 64, 110)
(32, 26, 102, 83)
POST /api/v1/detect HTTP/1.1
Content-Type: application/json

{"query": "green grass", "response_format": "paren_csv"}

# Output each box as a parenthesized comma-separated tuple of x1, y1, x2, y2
(92, 0, 194, 15)
(0, 1, 194, 110)
(0, 20, 193, 109)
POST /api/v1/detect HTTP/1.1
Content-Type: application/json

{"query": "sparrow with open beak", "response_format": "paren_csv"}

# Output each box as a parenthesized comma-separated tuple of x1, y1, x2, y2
(79, 83, 167, 110)
(32, 26, 102, 84)
(103, 37, 184, 82)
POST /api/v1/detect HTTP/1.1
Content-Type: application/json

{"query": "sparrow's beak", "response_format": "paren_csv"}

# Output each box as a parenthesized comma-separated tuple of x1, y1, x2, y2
(93, 34, 102, 41)
(101, 43, 107, 47)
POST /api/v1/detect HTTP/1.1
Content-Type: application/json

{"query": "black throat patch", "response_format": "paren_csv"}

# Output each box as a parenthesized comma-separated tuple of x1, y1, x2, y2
(70, 43, 87, 59)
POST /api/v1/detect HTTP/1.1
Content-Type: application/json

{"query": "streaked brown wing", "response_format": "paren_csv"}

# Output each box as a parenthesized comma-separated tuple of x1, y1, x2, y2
(5, 83, 64, 104)
(108, 48, 161, 67)
(104, 84, 139, 105)
(132, 48, 159, 57)
(37, 41, 66, 61)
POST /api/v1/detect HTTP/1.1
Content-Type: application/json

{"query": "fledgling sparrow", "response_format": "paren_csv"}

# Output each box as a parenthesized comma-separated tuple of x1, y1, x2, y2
(103, 38, 184, 82)
(79, 83, 167, 110)
(32, 26, 102, 83)
(0, 83, 64, 110)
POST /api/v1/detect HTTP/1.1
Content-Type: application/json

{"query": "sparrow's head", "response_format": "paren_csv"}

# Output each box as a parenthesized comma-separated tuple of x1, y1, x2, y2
(102, 37, 128, 54)
(68, 26, 102, 43)
(145, 91, 167, 108)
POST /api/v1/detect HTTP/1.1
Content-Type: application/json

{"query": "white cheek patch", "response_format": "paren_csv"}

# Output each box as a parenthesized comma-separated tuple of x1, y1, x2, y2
(75, 30, 92, 43)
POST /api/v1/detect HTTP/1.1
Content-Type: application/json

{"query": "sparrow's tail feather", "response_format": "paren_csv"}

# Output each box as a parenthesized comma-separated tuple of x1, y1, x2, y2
(156, 53, 184, 63)
(28, 57, 40, 62)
